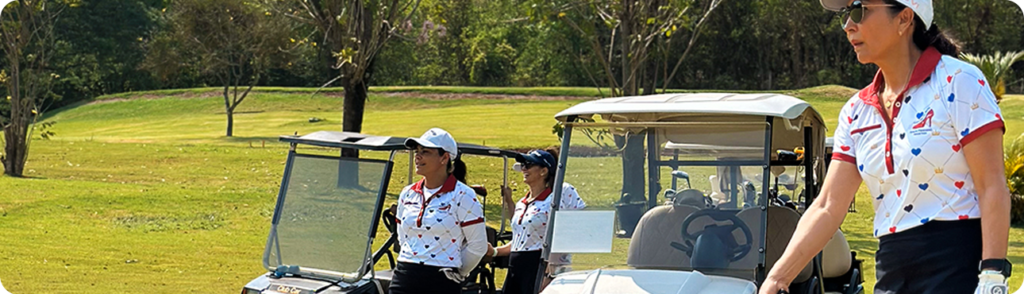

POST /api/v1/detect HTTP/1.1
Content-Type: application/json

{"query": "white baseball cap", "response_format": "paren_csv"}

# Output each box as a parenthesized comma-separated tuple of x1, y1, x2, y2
(405, 128, 459, 159)
(820, 0, 933, 30)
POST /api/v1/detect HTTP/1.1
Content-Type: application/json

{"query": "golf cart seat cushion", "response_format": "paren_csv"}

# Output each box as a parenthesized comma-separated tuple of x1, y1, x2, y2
(470, 185, 487, 197)
(627, 205, 703, 269)
(735, 206, 812, 283)
(821, 229, 852, 278)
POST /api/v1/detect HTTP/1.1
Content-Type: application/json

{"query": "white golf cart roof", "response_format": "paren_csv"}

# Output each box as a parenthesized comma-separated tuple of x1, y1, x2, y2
(554, 93, 815, 122)
(280, 131, 518, 157)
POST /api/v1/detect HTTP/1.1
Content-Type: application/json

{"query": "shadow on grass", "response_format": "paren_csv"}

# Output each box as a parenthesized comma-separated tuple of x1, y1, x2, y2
(221, 136, 283, 144)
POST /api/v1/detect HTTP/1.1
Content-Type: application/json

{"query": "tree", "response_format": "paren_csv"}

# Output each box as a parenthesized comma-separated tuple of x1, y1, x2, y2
(531, 0, 724, 208)
(265, 0, 442, 157)
(0, 0, 65, 177)
(145, 0, 292, 137)
(960, 51, 1024, 103)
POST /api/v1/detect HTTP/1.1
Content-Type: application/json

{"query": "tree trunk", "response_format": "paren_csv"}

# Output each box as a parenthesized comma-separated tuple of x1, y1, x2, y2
(3, 56, 28, 177)
(338, 76, 368, 188)
(3, 122, 28, 177)
(223, 85, 234, 137)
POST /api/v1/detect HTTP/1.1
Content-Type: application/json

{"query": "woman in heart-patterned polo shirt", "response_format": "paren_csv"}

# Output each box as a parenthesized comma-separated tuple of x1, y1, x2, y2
(761, 1, 1012, 294)
(391, 128, 489, 294)
(486, 149, 586, 294)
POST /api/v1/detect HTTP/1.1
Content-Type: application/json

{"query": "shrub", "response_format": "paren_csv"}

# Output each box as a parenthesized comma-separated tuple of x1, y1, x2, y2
(1005, 133, 1024, 223)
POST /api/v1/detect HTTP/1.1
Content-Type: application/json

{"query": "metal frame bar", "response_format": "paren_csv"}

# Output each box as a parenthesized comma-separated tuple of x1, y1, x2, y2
(264, 143, 298, 270)
(360, 150, 397, 281)
(647, 130, 660, 209)
(562, 121, 768, 127)
(536, 118, 576, 294)
(756, 117, 772, 283)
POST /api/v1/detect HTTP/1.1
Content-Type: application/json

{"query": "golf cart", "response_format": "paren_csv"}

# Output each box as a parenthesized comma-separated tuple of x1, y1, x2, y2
(240, 131, 518, 294)
(536, 93, 864, 294)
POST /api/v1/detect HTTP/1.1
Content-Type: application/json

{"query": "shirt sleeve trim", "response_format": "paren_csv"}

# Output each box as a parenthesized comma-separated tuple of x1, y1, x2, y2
(961, 119, 1005, 147)
(460, 217, 484, 227)
(832, 153, 856, 164)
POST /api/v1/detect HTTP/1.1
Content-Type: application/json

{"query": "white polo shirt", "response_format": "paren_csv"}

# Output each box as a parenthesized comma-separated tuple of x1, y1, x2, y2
(510, 183, 586, 252)
(396, 175, 485, 267)
(832, 47, 1005, 238)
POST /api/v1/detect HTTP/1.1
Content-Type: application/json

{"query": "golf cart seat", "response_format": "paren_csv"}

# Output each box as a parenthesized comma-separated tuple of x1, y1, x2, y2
(821, 229, 852, 278)
(470, 185, 488, 197)
(627, 204, 702, 270)
(735, 206, 813, 283)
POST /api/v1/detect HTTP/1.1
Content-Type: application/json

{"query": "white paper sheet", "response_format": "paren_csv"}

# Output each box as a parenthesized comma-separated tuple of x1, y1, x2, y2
(550, 210, 615, 253)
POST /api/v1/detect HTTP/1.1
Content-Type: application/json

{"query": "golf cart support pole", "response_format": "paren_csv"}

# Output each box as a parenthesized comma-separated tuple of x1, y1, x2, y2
(362, 151, 397, 279)
(805, 126, 827, 294)
(647, 129, 660, 209)
(757, 117, 772, 284)
(263, 143, 298, 270)
(535, 118, 575, 294)
(500, 155, 509, 234)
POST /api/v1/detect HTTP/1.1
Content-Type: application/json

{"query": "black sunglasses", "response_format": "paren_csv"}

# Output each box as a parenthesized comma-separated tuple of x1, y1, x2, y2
(840, 0, 897, 24)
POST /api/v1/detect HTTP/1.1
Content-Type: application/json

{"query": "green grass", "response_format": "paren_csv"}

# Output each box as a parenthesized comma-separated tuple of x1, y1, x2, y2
(2, 87, 1023, 293)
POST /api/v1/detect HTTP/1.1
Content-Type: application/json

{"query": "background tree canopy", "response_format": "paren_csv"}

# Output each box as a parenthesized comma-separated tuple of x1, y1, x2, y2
(1, 0, 1022, 108)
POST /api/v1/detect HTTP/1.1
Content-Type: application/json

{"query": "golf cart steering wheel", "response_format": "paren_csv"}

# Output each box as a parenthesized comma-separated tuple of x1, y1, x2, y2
(672, 209, 753, 262)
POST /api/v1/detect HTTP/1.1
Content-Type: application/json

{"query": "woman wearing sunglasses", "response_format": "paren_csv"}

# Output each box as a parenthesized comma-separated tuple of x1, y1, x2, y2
(760, 1, 1011, 294)
(391, 128, 489, 294)
(486, 148, 586, 294)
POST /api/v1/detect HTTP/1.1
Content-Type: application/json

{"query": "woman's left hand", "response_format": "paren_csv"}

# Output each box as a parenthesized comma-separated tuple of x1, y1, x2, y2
(974, 271, 1008, 294)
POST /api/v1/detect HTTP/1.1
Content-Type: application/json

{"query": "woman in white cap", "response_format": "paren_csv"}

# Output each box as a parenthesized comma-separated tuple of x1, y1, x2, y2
(486, 148, 586, 294)
(760, 1, 1011, 294)
(390, 128, 488, 294)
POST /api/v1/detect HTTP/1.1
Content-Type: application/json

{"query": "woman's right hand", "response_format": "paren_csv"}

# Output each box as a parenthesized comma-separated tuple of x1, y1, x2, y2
(501, 186, 513, 205)
(758, 277, 789, 294)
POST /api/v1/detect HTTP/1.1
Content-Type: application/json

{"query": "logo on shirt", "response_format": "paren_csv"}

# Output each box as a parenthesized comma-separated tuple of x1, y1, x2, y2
(909, 108, 934, 136)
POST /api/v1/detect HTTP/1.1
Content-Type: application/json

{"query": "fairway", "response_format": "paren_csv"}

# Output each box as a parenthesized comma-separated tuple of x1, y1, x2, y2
(2, 87, 1024, 293)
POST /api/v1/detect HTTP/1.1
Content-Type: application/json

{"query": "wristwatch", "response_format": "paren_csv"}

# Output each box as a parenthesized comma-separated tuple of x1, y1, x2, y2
(979, 259, 1012, 278)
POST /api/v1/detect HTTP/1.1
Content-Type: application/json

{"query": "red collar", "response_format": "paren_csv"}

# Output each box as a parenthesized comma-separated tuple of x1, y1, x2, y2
(411, 174, 459, 196)
(520, 187, 552, 204)
(858, 46, 942, 106)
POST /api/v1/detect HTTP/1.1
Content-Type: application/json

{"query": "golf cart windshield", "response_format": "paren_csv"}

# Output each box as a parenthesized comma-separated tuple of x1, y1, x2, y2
(544, 93, 827, 286)
(263, 132, 399, 282)
(549, 122, 770, 278)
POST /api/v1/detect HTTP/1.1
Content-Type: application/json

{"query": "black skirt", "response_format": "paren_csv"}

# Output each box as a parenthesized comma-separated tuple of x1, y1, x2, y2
(874, 219, 982, 294)
(389, 262, 462, 294)
(502, 250, 543, 294)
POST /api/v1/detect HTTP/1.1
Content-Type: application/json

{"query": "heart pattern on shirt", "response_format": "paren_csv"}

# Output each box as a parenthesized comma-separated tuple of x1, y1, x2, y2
(951, 144, 961, 152)
(947, 93, 955, 102)
(955, 181, 965, 189)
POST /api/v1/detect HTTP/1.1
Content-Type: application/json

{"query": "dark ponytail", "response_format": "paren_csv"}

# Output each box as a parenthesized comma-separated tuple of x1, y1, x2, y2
(884, 0, 961, 56)
(447, 155, 467, 184)
(543, 147, 560, 188)
(913, 19, 961, 56)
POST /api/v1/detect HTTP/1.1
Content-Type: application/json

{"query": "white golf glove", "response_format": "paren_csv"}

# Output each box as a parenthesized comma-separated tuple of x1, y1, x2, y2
(440, 267, 465, 283)
(975, 270, 1008, 294)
